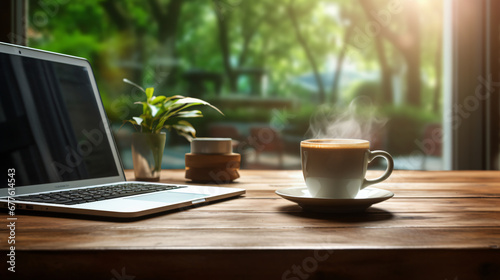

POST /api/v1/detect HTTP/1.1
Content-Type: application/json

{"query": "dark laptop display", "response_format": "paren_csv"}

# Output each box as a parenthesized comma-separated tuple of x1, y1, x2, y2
(0, 52, 119, 188)
(0, 43, 244, 218)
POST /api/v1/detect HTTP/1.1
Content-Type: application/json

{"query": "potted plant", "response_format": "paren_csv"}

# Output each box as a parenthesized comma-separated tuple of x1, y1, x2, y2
(122, 79, 223, 181)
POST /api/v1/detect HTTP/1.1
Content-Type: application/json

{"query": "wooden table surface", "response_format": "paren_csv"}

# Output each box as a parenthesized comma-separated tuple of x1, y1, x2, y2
(1, 170, 500, 279)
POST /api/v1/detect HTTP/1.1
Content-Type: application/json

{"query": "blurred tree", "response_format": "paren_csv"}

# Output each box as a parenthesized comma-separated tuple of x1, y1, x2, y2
(100, 0, 184, 87)
(359, 0, 421, 106)
(213, 0, 275, 93)
(27, 0, 443, 116)
(286, 1, 326, 103)
(330, 3, 360, 104)
(215, 2, 237, 92)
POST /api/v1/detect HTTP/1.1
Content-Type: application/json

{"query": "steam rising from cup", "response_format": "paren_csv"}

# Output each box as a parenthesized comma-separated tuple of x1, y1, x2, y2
(306, 98, 387, 144)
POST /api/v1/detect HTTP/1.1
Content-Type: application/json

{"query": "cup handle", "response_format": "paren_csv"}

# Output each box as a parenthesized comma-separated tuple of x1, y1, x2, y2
(362, 150, 394, 189)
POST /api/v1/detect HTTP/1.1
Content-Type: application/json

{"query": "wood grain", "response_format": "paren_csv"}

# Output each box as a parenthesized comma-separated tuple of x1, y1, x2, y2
(1, 169, 500, 279)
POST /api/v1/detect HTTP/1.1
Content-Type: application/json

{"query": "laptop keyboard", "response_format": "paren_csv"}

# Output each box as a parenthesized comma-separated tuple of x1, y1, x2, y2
(13, 183, 185, 205)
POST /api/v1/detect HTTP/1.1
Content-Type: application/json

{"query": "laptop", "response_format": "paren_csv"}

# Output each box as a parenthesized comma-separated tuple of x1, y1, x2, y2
(0, 42, 245, 218)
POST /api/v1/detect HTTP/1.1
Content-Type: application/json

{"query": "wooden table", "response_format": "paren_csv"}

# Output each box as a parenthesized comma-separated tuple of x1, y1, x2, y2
(1, 170, 500, 279)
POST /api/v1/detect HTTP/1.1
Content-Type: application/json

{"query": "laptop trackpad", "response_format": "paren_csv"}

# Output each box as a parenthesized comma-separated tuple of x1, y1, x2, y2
(126, 192, 209, 204)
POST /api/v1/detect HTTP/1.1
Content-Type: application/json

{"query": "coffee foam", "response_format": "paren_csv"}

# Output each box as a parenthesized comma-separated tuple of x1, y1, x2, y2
(301, 139, 370, 149)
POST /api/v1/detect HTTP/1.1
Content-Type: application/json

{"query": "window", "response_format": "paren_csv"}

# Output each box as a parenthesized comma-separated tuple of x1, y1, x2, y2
(2, 0, 497, 170)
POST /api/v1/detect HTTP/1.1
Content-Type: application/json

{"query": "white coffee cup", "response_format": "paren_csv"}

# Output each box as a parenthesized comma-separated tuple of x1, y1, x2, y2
(301, 139, 394, 199)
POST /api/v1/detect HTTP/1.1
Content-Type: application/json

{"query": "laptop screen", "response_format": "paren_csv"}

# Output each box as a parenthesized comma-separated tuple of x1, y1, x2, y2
(0, 52, 120, 189)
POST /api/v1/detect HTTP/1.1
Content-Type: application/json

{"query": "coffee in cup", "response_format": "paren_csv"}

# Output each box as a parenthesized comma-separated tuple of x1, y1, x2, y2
(301, 139, 393, 199)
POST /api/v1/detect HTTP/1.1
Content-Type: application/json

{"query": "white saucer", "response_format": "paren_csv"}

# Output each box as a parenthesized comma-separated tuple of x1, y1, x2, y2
(275, 187, 394, 213)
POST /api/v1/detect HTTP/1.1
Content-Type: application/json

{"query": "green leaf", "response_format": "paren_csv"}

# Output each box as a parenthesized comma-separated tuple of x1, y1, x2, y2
(122, 119, 137, 127)
(123, 78, 145, 93)
(165, 95, 186, 101)
(166, 105, 190, 117)
(132, 117, 143, 125)
(155, 102, 187, 129)
(122, 79, 222, 135)
(150, 96, 167, 105)
(155, 113, 171, 132)
(176, 131, 194, 142)
(165, 101, 188, 112)
(174, 97, 224, 115)
(170, 120, 196, 142)
(175, 110, 203, 118)
(172, 120, 196, 136)
(134, 101, 150, 116)
(121, 119, 142, 132)
(145, 87, 154, 100)
(148, 103, 161, 118)
(175, 97, 208, 104)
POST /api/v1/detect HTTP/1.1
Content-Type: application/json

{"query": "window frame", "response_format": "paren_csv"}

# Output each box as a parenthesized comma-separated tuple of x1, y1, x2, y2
(0, 0, 27, 45)
(443, 0, 499, 170)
